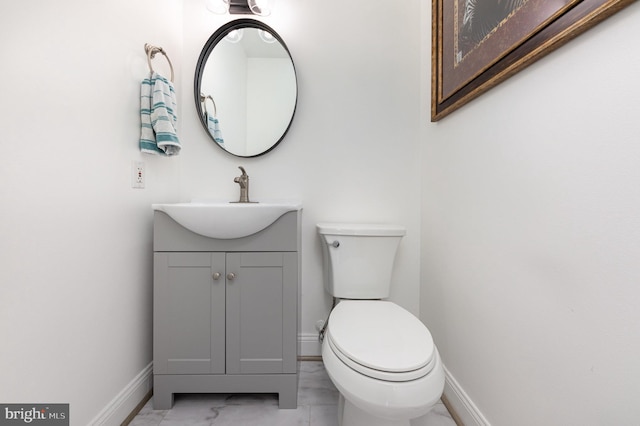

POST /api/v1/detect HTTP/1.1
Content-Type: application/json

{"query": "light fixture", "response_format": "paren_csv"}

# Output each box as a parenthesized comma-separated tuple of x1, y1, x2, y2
(247, 0, 273, 16)
(225, 29, 244, 43)
(258, 29, 276, 43)
(207, 0, 274, 16)
(206, 0, 229, 14)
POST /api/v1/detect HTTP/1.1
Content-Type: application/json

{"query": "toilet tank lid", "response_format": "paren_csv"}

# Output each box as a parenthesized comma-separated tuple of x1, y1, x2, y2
(317, 223, 406, 236)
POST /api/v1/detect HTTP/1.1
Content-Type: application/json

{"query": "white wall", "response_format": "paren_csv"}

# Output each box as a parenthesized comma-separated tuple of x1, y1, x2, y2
(0, 1, 183, 424)
(420, 2, 640, 424)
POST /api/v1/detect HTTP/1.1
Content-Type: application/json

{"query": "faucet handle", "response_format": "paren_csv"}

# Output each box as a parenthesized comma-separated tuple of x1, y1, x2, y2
(233, 166, 251, 203)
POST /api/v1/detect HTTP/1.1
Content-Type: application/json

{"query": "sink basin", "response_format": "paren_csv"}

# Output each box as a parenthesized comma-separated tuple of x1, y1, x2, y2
(152, 200, 302, 239)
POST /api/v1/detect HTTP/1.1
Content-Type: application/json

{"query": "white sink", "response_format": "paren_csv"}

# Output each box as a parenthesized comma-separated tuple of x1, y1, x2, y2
(152, 200, 302, 239)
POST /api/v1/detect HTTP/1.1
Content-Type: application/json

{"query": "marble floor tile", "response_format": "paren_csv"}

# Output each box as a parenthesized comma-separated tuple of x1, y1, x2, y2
(297, 361, 340, 406)
(128, 361, 457, 426)
(309, 404, 339, 426)
(416, 402, 458, 426)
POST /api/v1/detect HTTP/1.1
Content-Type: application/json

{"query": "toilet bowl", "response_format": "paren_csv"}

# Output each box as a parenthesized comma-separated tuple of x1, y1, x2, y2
(322, 300, 445, 426)
(317, 223, 444, 426)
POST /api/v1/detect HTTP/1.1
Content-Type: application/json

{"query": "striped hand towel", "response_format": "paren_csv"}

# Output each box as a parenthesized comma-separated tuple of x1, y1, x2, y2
(139, 72, 181, 156)
(206, 111, 225, 147)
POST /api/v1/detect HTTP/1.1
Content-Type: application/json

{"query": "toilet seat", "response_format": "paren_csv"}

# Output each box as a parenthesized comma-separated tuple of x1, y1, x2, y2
(327, 300, 436, 382)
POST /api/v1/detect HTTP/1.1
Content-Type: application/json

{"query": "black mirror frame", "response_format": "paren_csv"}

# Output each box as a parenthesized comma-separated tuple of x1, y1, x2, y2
(194, 19, 298, 158)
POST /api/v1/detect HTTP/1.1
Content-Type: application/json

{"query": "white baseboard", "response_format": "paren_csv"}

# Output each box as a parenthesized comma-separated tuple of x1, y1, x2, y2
(89, 363, 153, 426)
(299, 332, 322, 357)
(443, 365, 490, 426)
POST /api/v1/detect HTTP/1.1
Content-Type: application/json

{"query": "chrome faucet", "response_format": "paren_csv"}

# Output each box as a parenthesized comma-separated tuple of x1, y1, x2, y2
(232, 166, 253, 203)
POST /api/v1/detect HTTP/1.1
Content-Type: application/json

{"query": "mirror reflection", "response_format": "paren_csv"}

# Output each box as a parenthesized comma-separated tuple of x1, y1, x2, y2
(195, 19, 297, 157)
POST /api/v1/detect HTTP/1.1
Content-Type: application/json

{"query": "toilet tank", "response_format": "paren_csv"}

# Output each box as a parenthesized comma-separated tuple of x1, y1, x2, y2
(317, 223, 406, 299)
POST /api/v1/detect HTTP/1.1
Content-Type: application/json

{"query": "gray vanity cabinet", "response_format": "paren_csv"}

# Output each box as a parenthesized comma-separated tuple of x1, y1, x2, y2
(152, 210, 300, 410)
(154, 252, 226, 376)
(225, 252, 298, 375)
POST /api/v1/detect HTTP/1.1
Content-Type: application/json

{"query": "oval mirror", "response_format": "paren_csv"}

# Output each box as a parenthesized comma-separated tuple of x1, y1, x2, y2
(194, 19, 298, 157)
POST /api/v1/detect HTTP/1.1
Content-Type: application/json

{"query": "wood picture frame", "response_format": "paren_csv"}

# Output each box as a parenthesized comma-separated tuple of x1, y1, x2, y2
(431, 0, 635, 121)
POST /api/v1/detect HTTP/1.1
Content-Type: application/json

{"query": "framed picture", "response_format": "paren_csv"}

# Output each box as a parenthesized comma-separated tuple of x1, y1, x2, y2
(431, 0, 635, 121)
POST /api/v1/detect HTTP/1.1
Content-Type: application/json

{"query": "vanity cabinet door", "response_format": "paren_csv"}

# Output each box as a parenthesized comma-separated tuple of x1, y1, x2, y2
(225, 252, 298, 375)
(154, 252, 226, 375)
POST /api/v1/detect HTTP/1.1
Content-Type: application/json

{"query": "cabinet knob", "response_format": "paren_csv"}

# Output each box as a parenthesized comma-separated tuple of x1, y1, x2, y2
(227, 272, 236, 281)
(212, 272, 222, 280)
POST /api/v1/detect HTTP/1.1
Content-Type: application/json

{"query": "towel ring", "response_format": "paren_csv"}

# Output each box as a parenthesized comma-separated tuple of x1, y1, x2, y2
(200, 93, 218, 117)
(145, 43, 174, 82)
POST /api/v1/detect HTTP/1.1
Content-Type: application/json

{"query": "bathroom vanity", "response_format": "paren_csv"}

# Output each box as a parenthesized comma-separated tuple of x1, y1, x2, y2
(152, 205, 301, 409)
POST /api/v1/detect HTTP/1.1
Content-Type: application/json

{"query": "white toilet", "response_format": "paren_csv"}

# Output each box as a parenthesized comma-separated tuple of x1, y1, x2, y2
(317, 223, 445, 426)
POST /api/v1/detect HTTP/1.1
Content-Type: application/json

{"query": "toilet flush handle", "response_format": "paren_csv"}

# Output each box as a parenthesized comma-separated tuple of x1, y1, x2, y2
(330, 240, 340, 248)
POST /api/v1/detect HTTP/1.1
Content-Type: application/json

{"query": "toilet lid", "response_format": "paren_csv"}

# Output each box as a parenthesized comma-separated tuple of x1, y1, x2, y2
(327, 300, 435, 380)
